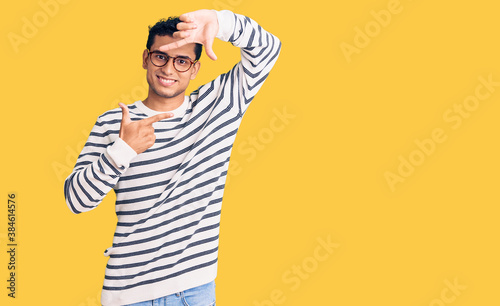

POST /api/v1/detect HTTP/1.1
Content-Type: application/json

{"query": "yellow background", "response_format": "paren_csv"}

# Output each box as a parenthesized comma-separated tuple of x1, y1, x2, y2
(1, 0, 499, 305)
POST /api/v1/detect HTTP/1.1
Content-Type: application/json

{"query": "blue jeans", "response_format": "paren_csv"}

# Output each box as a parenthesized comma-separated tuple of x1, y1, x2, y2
(122, 281, 216, 306)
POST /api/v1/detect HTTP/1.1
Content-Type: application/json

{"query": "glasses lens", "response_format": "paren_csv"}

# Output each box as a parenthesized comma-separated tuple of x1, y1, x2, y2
(174, 58, 192, 72)
(150, 52, 167, 67)
(149, 52, 193, 72)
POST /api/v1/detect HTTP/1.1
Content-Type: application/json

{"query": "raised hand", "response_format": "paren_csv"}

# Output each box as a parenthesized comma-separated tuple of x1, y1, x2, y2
(118, 103, 173, 154)
(159, 9, 219, 60)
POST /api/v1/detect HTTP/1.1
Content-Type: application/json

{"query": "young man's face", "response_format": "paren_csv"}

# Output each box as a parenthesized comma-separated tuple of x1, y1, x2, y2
(142, 34, 200, 101)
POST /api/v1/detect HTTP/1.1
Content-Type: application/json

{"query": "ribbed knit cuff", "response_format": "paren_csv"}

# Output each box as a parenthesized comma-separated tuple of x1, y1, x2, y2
(215, 10, 235, 42)
(106, 137, 137, 169)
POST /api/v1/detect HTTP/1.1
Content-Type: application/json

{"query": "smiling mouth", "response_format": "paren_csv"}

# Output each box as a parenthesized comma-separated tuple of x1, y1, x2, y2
(157, 75, 176, 86)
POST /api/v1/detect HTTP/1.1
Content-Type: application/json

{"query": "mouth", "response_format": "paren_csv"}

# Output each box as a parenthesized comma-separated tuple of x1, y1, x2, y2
(157, 75, 177, 87)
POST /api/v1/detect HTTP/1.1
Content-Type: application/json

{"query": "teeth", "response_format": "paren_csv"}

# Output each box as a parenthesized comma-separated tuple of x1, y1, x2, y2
(159, 76, 174, 84)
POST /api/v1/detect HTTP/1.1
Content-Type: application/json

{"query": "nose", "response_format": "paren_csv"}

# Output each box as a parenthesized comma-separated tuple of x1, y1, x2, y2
(162, 57, 176, 74)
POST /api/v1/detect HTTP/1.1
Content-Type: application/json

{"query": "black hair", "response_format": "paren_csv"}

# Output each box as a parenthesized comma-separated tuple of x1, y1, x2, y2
(146, 17, 203, 61)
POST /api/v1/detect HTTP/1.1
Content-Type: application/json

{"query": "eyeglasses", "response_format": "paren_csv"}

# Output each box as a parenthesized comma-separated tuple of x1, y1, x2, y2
(148, 50, 197, 72)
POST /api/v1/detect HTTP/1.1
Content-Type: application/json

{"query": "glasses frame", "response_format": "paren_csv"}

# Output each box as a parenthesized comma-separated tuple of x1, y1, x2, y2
(147, 50, 197, 72)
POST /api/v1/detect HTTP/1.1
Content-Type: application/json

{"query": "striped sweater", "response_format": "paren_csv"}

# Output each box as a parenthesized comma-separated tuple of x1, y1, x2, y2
(64, 10, 281, 306)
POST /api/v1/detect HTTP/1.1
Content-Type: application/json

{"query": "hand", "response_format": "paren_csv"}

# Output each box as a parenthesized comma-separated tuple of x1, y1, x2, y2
(159, 9, 219, 61)
(118, 103, 173, 154)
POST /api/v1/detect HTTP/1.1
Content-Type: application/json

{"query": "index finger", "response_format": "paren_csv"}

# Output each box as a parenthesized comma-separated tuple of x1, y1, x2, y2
(141, 112, 173, 125)
(158, 38, 189, 52)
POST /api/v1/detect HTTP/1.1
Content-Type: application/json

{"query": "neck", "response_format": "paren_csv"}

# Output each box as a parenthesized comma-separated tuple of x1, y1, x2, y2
(142, 92, 185, 112)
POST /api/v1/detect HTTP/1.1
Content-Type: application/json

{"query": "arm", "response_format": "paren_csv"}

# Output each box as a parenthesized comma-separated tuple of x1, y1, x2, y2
(64, 106, 172, 214)
(216, 10, 282, 114)
(160, 9, 282, 114)
(63, 115, 134, 214)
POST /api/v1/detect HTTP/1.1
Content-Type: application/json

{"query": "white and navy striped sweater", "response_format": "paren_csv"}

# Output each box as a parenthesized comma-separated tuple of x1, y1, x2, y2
(64, 10, 280, 306)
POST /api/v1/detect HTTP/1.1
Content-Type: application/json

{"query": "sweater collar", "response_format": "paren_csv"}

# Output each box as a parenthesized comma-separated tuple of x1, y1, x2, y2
(134, 96, 189, 118)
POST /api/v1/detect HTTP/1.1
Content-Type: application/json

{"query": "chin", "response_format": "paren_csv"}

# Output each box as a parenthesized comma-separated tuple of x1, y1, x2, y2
(154, 88, 184, 99)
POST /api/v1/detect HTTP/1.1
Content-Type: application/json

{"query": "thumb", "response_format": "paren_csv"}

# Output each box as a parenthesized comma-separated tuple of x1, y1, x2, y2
(119, 103, 131, 124)
(118, 103, 131, 139)
(204, 38, 217, 61)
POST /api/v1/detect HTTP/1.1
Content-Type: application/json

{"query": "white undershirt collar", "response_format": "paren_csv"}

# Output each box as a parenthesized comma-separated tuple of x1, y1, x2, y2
(134, 96, 189, 118)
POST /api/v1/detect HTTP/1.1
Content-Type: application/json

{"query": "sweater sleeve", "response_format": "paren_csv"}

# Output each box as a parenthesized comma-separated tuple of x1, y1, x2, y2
(63, 116, 137, 214)
(214, 10, 281, 115)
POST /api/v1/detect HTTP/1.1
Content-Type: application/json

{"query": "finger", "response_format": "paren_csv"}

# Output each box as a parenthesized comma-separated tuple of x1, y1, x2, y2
(172, 31, 192, 39)
(204, 39, 217, 61)
(176, 22, 197, 31)
(179, 13, 194, 23)
(142, 112, 174, 125)
(119, 103, 131, 124)
(159, 39, 188, 52)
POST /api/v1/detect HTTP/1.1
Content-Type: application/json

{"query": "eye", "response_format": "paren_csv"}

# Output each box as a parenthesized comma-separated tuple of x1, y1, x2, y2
(155, 54, 166, 60)
(176, 58, 188, 65)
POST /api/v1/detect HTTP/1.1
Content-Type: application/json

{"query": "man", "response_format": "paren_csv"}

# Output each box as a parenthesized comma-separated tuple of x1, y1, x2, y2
(64, 9, 280, 306)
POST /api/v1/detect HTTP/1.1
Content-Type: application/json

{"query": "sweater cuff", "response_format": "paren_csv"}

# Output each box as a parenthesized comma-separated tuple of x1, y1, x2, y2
(106, 137, 137, 169)
(215, 10, 235, 42)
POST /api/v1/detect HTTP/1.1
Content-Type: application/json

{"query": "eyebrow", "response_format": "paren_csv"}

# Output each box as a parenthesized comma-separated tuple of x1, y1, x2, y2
(150, 50, 193, 61)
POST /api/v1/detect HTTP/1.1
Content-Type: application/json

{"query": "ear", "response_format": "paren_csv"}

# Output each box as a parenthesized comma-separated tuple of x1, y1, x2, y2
(190, 61, 201, 80)
(142, 49, 149, 70)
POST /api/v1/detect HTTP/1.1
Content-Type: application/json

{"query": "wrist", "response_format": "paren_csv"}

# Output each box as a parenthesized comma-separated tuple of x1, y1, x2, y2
(215, 10, 235, 41)
(106, 137, 138, 169)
